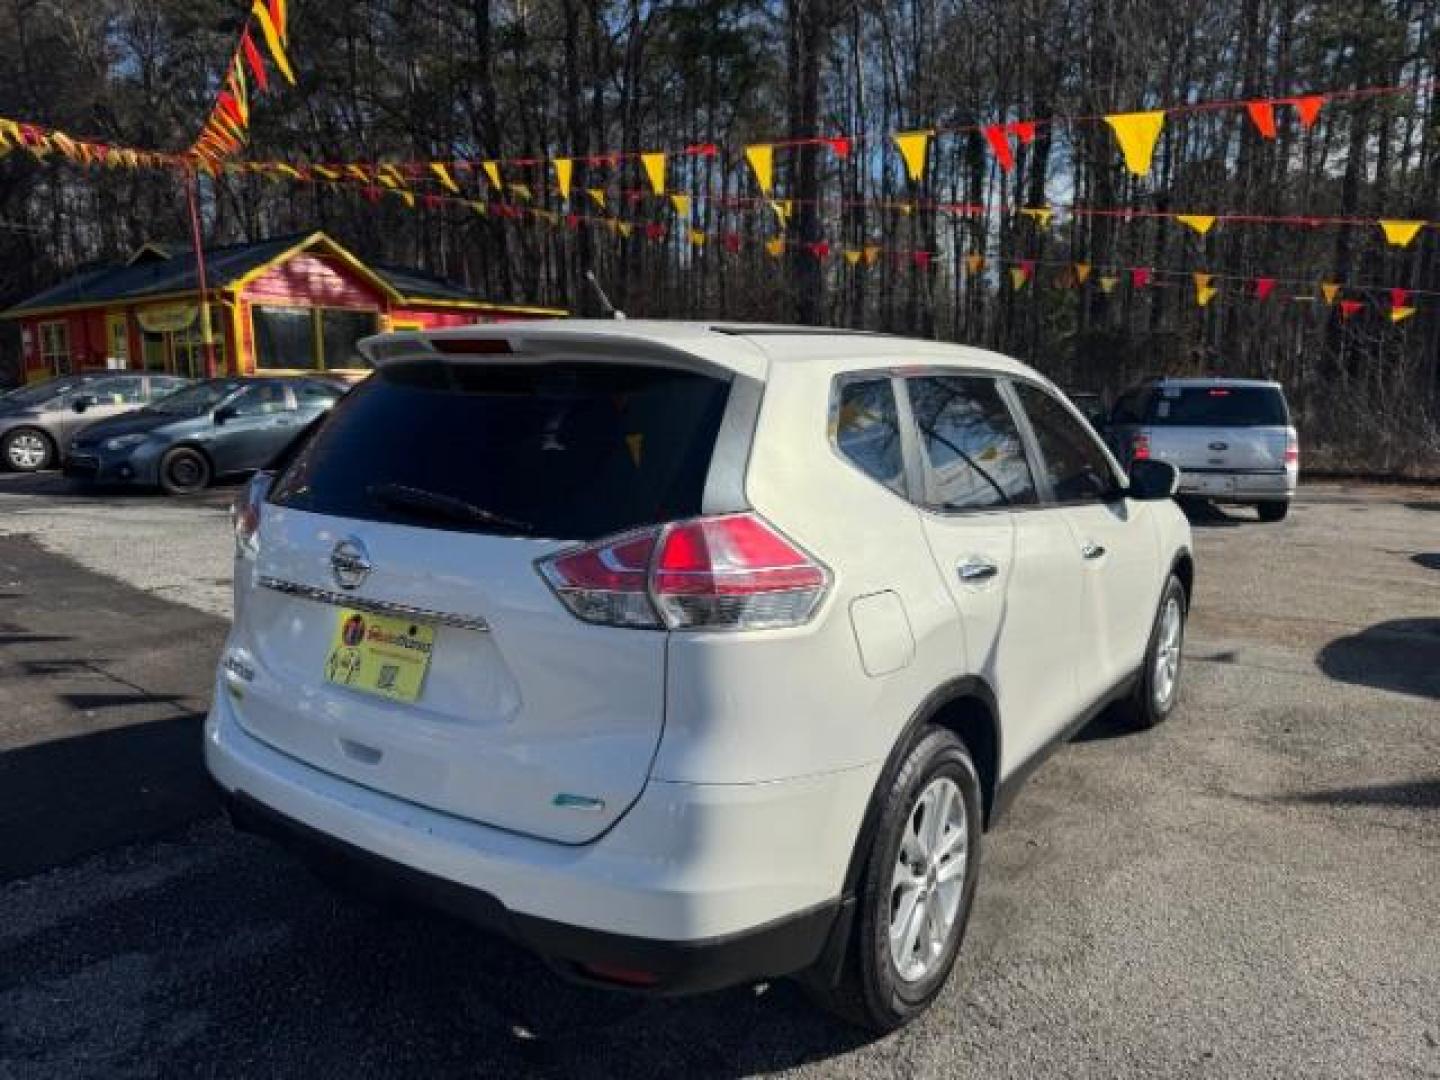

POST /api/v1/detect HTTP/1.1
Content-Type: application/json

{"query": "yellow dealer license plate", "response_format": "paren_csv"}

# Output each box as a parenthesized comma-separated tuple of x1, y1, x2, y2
(323, 608, 436, 703)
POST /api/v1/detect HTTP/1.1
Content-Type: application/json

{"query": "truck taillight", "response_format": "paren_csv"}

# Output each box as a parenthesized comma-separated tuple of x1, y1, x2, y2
(537, 512, 830, 631)
(1284, 433, 1299, 465)
(1131, 433, 1151, 462)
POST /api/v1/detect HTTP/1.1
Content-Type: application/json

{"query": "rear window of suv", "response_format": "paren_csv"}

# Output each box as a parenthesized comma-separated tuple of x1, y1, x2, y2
(1147, 385, 1288, 427)
(269, 359, 730, 540)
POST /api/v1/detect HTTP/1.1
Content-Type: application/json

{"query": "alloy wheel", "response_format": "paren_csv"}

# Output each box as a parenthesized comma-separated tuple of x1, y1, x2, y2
(888, 776, 968, 983)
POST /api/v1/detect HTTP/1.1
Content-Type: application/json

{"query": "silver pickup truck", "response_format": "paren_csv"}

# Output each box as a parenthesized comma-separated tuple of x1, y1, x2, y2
(1106, 377, 1298, 521)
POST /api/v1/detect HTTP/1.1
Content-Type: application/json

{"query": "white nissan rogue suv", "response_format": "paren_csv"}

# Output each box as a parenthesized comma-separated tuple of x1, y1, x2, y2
(207, 321, 1193, 1031)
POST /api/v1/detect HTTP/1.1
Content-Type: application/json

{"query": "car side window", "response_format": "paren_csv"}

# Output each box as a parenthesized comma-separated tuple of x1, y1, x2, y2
(1111, 388, 1149, 424)
(905, 375, 1037, 511)
(1013, 382, 1120, 503)
(230, 384, 295, 418)
(295, 380, 342, 407)
(145, 377, 188, 402)
(832, 376, 906, 497)
(83, 376, 146, 405)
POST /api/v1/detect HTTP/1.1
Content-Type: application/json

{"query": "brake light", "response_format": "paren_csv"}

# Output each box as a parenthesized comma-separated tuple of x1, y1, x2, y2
(537, 512, 830, 631)
(231, 472, 271, 559)
(1131, 433, 1151, 462)
(1284, 433, 1299, 465)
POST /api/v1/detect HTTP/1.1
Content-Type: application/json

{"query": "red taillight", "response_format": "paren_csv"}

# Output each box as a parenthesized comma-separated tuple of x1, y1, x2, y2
(1284, 433, 1299, 465)
(231, 473, 270, 559)
(1131, 433, 1151, 462)
(537, 512, 830, 631)
(431, 337, 513, 355)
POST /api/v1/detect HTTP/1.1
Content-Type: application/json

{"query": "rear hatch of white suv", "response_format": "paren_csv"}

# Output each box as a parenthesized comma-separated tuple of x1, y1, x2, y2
(231, 343, 740, 844)
(1120, 382, 1296, 493)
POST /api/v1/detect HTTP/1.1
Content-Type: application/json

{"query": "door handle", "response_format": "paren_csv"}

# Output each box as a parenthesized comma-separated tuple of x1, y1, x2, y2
(958, 559, 999, 583)
(1081, 542, 1106, 560)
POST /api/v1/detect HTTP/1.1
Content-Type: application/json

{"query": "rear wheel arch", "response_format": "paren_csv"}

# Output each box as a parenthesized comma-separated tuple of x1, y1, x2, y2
(1170, 549, 1195, 608)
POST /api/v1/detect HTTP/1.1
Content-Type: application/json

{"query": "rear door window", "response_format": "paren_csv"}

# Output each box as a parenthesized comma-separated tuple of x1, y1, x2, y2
(1148, 386, 1288, 426)
(269, 360, 731, 540)
(832, 377, 906, 496)
(905, 375, 1037, 511)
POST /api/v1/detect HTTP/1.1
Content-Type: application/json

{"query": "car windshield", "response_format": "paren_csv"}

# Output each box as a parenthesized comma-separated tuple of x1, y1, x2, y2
(149, 380, 245, 415)
(1148, 386, 1288, 426)
(2, 379, 76, 408)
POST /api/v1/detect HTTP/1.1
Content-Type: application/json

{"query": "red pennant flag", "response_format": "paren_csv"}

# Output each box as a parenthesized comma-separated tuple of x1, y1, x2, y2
(686, 142, 718, 158)
(363, 185, 381, 204)
(645, 222, 667, 241)
(808, 241, 831, 260)
(913, 250, 933, 270)
(564, 213, 580, 230)
(423, 194, 443, 210)
(983, 125, 1015, 172)
(722, 232, 742, 254)
(1390, 287, 1410, 309)
(1255, 277, 1276, 301)
(1247, 101, 1277, 139)
(1339, 299, 1364, 319)
(1291, 95, 1324, 128)
(1131, 267, 1152, 289)
(1020, 258, 1036, 279)
(824, 137, 852, 159)
(1009, 121, 1036, 144)
(241, 31, 269, 93)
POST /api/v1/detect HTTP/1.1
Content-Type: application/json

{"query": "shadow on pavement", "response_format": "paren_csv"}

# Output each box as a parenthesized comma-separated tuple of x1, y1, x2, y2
(1176, 498, 1247, 528)
(1285, 778, 1440, 810)
(1405, 500, 1440, 512)
(1414, 553, 1440, 571)
(0, 716, 218, 882)
(1316, 618, 1440, 700)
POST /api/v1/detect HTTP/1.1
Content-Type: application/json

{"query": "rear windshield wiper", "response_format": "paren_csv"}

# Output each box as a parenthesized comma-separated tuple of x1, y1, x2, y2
(367, 482, 533, 533)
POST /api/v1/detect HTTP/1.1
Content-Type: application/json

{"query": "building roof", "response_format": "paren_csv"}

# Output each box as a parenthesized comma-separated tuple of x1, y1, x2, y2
(2, 231, 560, 318)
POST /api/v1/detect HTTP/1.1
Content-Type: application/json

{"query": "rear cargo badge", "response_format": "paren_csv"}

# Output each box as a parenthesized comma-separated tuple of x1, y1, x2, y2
(330, 538, 373, 591)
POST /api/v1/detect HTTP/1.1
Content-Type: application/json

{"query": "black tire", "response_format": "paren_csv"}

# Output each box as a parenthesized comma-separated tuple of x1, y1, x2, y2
(1122, 573, 1188, 729)
(807, 727, 983, 1033)
(2, 427, 55, 472)
(158, 446, 211, 496)
(1256, 501, 1289, 522)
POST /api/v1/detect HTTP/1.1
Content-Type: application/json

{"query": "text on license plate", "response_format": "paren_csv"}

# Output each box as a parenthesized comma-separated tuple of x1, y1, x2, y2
(323, 608, 436, 703)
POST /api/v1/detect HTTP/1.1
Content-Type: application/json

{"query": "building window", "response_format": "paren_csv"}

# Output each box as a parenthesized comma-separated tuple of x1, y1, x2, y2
(39, 322, 70, 375)
(107, 313, 130, 369)
(253, 306, 378, 371)
(172, 309, 226, 378)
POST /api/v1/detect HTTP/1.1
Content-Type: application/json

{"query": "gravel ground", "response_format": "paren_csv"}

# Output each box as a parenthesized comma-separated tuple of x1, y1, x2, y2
(0, 477, 1437, 1079)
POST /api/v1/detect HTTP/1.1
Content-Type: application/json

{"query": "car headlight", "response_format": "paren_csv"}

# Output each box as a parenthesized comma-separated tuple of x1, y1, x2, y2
(103, 434, 149, 451)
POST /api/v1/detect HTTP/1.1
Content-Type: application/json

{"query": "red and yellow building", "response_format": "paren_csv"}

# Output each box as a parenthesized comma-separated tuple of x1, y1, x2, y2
(3, 231, 564, 382)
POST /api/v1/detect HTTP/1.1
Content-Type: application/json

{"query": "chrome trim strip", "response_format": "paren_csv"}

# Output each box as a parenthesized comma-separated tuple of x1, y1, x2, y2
(257, 576, 491, 632)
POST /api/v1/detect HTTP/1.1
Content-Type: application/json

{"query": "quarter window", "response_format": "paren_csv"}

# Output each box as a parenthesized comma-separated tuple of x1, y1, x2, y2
(906, 375, 1037, 510)
(833, 377, 906, 496)
(1013, 383, 1119, 503)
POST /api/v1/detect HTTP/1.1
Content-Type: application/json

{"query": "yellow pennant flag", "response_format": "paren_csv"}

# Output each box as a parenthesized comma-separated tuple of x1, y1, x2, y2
(313, 165, 340, 181)
(898, 202, 915, 217)
(587, 187, 607, 210)
(1378, 220, 1423, 248)
(398, 191, 415, 209)
(1099, 275, 1119, 294)
(346, 164, 369, 182)
(1010, 267, 1030, 290)
(863, 245, 882, 266)
(1020, 207, 1053, 229)
(641, 152, 666, 195)
(1196, 286, 1218, 307)
(770, 200, 792, 228)
(844, 249, 863, 266)
(1320, 282, 1341, 306)
(429, 163, 460, 193)
(688, 228, 706, 246)
(1391, 305, 1416, 323)
(1193, 272, 1213, 290)
(893, 131, 931, 182)
(670, 194, 691, 218)
(509, 183, 532, 201)
(745, 144, 774, 195)
(1074, 262, 1091, 284)
(1104, 110, 1166, 176)
(481, 161, 501, 191)
(1176, 214, 1216, 236)
(470, 201, 488, 216)
(616, 221, 633, 239)
(966, 253, 985, 274)
(553, 158, 574, 199)
(765, 237, 786, 258)
(251, 1, 296, 85)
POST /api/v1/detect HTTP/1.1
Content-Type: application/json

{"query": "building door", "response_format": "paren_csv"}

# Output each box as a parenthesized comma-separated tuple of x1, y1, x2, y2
(106, 313, 131, 369)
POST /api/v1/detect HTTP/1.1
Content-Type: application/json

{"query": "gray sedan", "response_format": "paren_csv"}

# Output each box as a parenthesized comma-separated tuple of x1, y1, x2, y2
(0, 373, 191, 472)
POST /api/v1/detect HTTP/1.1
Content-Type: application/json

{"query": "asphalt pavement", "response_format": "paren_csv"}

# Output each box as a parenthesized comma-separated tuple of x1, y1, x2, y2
(0, 476, 1436, 1079)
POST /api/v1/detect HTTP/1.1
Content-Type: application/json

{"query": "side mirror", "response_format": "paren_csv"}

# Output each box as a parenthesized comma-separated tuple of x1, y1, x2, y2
(71, 394, 97, 414)
(213, 405, 237, 425)
(1128, 459, 1180, 501)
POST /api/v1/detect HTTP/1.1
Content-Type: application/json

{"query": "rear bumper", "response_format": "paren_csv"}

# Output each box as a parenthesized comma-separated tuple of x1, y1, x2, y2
(205, 686, 871, 994)
(1177, 468, 1296, 503)
(224, 789, 842, 994)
